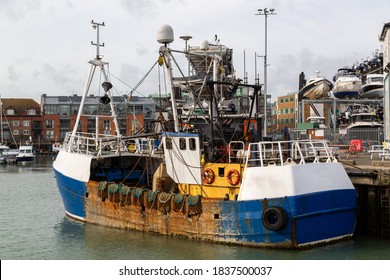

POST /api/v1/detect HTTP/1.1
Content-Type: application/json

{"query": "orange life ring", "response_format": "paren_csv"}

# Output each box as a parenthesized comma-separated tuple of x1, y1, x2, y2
(202, 168, 215, 184)
(227, 169, 240, 185)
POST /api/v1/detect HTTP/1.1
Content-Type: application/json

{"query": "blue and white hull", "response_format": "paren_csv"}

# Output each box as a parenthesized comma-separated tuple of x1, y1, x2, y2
(217, 189, 356, 248)
(53, 151, 92, 221)
(333, 91, 360, 99)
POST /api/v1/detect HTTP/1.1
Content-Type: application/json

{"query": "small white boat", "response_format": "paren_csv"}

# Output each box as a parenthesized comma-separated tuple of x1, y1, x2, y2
(360, 74, 384, 99)
(15, 145, 35, 164)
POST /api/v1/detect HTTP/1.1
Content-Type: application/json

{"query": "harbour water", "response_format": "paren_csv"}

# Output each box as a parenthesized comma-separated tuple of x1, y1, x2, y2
(1, 156, 390, 261)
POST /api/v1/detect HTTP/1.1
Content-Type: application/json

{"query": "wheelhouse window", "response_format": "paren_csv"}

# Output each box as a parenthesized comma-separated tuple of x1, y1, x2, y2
(165, 138, 172, 150)
(189, 138, 196, 150)
(179, 138, 186, 150)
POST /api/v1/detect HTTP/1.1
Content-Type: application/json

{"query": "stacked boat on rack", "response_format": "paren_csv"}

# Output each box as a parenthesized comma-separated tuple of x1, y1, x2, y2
(332, 68, 362, 99)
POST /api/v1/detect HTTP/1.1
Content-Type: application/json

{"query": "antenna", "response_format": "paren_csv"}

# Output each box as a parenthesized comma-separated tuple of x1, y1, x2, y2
(91, 20, 105, 59)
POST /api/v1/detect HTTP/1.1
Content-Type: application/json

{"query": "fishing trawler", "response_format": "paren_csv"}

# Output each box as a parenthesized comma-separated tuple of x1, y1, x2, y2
(52, 21, 162, 221)
(55, 23, 357, 249)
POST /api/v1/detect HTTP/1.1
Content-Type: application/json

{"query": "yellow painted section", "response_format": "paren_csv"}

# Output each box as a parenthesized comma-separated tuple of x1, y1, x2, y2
(178, 162, 244, 199)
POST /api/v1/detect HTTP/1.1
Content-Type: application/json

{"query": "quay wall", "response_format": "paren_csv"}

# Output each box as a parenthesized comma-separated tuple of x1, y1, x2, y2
(345, 162, 390, 238)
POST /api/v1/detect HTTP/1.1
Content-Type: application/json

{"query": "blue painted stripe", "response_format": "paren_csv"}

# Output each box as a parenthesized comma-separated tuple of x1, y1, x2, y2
(218, 189, 356, 247)
(53, 168, 86, 220)
(163, 132, 201, 137)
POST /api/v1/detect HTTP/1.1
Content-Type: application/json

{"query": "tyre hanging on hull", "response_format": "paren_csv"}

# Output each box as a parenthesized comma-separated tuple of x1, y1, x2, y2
(262, 206, 288, 231)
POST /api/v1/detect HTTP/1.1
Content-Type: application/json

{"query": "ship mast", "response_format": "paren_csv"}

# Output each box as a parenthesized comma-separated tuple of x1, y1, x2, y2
(69, 20, 120, 151)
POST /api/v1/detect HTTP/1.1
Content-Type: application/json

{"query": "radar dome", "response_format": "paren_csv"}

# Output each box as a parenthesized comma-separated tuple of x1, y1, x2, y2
(200, 40, 209, 51)
(157, 25, 174, 44)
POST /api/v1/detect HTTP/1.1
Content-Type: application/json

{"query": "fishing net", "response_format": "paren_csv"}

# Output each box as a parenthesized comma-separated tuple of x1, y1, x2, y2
(132, 187, 147, 206)
(173, 193, 187, 213)
(107, 183, 120, 203)
(145, 190, 160, 210)
(187, 195, 202, 216)
(119, 184, 132, 206)
(97, 181, 108, 200)
(158, 192, 172, 214)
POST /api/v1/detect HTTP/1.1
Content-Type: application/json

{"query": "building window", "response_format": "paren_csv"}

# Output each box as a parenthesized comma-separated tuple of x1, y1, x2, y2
(290, 108, 294, 113)
(13, 120, 19, 126)
(285, 119, 289, 124)
(46, 130, 54, 139)
(290, 97, 294, 102)
(23, 120, 30, 126)
(46, 119, 54, 129)
(23, 130, 30, 135)
(290, 118, 294, 124)
(27, 109, 36, 115)
(280, 99, 284, 103)
(13, 130, 19, 135)
(280, 119, 284, 124)
(44, 105, 59, 115)
(7, 109, 14, 115)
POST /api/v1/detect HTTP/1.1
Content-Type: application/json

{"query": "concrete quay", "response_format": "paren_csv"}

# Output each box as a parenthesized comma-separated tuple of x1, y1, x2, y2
(338, 151, 390, 238)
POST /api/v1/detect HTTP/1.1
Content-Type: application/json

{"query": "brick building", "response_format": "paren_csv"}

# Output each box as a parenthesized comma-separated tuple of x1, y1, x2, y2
(1, 94, 156, 150)
(0, 98, 41, 147)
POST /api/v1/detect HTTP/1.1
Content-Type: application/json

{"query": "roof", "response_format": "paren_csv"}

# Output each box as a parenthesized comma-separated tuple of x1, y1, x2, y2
(1, 98, 40, 115)
(379, 22, 390, 41)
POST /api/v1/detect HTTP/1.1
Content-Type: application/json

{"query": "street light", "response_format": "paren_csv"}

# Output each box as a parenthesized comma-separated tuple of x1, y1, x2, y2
(255, 8, 277, 137)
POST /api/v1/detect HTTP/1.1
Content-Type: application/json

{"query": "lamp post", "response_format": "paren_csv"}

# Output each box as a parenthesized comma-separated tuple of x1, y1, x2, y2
(255, 8, 276, 137)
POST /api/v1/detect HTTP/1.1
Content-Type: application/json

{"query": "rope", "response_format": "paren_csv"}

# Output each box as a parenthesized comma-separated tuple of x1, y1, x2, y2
(159, 192, 172, 204)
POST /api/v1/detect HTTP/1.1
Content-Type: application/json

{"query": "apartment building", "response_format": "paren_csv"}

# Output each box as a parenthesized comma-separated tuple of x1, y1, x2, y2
(1, 94, 156, 150)
(0, 98, 41, 147)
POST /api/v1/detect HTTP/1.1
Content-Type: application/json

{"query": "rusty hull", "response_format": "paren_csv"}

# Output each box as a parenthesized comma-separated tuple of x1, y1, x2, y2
(85, 181, 297, 248)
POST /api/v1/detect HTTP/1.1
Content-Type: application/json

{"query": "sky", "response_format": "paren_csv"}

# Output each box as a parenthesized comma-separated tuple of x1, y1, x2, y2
(1, 0, 390, 103)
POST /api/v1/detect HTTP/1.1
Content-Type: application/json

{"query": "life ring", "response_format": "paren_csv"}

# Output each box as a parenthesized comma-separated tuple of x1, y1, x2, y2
(227, 169, 240, 185)
(262, 206, 288, 231)
(202, 168, 215, 184)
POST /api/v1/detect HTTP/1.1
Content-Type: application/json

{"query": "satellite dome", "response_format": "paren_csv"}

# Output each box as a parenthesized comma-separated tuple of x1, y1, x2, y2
(157, 24, 174, 44)
(200, 40, 209, 51)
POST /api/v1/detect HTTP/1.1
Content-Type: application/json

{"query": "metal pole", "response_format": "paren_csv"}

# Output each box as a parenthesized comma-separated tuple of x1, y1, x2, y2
(256, 8, 276, 138)
(264, 13, 267, 137)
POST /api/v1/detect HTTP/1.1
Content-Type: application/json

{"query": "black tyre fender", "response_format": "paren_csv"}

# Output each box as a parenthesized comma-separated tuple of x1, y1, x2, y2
(262, 206, 288, 231)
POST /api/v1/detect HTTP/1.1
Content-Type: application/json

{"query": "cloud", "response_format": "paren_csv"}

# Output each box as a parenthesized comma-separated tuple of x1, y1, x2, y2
(7, 66, 20, 81)
(0, 0, 41, 21)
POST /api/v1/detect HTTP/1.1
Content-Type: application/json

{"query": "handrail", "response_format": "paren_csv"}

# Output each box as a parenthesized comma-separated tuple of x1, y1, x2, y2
(243, 139, 336, 167)
(61, 131, 160, 156)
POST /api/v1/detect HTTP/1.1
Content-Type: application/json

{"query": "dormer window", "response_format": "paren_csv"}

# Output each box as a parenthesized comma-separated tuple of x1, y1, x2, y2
(6, 108, 14, 115)
(27, 109, 36, 115)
